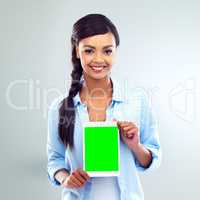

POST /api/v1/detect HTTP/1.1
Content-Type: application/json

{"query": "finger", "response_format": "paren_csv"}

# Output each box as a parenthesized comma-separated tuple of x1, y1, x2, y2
(122, 125, 133, 132)
(117, 121, 126, 126)
(118, 125, 131, 135)
(117, 122, 127, 132)
(120, 132, 127, 140)
(120, 130, 134, 138)
(127, 127, 138, 134)
(121, 121, 137, 126)
(116, 121, 122, 129)
(119, 130, 127, 138)
(71, 174, 83, 187)
(116, 120, 127, 124)
(73, 171, 85, 184)
(77, 168, 90, 180)
(67, 177, 78, 188)
(71, 175, 83, 187)
(120, 122, 134, 128)
(118, 124, 130, 131)
(78, 169, 90, 180)
(119, 128, 127, 135)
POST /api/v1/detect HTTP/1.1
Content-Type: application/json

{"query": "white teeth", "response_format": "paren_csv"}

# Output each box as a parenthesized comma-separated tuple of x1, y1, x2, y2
(93, 67, 103, 70)
(91, 66, 104, 71)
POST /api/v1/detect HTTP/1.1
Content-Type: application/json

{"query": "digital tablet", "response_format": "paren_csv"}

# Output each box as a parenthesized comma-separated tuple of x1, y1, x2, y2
(83, 121, 120, 177)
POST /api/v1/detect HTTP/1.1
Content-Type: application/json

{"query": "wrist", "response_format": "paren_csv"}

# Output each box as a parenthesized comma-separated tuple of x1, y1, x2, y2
(54, 169, 69, 185)
(60, 174, 68, 185)
(131, 142, 142, 154)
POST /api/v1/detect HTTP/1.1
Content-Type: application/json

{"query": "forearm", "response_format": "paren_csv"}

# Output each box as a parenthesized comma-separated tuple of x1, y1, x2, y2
(54, 168, 70, 184)
(131, 143, 152, 168)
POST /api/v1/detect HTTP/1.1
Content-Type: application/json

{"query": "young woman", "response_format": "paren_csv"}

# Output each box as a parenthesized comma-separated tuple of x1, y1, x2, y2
(47, 13, 161, 200)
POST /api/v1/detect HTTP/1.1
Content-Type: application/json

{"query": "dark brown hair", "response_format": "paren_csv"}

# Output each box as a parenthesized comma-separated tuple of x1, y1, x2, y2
(58, 13, 120, 149)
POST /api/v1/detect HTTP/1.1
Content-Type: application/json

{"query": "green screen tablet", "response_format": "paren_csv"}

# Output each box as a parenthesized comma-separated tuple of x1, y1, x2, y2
(83, 121, 120, 177)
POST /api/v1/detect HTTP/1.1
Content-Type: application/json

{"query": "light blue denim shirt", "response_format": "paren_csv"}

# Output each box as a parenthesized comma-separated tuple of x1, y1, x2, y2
(47, 77, 161, 200)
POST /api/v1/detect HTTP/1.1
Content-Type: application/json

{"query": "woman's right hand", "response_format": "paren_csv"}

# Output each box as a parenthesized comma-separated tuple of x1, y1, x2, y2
(62, 168, 90, 189)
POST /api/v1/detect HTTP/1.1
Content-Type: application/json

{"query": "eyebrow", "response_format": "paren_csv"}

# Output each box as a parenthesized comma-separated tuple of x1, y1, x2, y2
(83, 45, 114, 49)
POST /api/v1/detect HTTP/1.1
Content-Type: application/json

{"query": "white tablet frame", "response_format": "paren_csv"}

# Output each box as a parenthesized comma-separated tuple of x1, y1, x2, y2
(83, 121, 120, 177)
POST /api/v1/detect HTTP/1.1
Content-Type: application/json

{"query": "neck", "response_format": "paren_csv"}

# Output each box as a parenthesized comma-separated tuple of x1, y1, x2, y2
(82, 74, 112, 97)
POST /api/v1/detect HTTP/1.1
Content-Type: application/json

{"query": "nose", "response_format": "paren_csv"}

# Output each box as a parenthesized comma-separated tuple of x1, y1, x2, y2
(93, 52, 104, 63)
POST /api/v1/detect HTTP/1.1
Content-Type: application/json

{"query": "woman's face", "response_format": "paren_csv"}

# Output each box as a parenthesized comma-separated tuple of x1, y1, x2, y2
(76, 32, 117, 80)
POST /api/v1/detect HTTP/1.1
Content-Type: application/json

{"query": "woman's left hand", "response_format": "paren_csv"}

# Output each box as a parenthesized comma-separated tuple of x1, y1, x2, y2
(116, 120, 140, 150)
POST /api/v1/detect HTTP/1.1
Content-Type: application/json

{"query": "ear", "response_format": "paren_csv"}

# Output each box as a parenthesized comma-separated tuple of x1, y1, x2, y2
(76, 46, 80, 59)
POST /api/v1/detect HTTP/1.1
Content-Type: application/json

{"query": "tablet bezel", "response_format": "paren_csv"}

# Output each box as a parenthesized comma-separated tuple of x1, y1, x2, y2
(83, 121, 120, 177)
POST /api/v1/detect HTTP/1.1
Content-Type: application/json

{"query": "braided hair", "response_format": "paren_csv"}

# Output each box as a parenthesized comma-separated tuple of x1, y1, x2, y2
(58, 13, 120, 149)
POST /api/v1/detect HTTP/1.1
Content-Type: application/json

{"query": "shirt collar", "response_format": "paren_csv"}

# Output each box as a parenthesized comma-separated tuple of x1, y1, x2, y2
(73, 76, 124, 107)
(111, 77, 124, 103)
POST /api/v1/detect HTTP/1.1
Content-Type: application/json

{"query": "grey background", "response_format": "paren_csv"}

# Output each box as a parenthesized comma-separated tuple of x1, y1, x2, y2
(1, 0, 200, 199)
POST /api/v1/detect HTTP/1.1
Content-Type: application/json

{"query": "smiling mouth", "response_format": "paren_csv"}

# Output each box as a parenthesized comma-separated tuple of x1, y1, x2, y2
(89, 65, 106, 72)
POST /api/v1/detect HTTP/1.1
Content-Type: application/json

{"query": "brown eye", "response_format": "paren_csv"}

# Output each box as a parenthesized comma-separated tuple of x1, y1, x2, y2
(104, 49, 112, 55)
(84, 49, 93, 54)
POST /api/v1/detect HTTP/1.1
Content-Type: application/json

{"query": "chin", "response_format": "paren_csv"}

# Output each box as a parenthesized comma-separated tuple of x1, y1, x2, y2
(89, 72, 110, 80)
(83, 68, 111, 80)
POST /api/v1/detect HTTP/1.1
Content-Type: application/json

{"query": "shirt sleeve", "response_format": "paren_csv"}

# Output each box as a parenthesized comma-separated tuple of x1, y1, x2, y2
(135, 92, 162, 172)
(46, 98, 70, 187)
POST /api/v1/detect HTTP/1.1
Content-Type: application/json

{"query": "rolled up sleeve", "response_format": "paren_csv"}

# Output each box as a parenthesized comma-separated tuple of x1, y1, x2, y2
(46, 99, 70, 187)
(135, 93, 162, 172)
